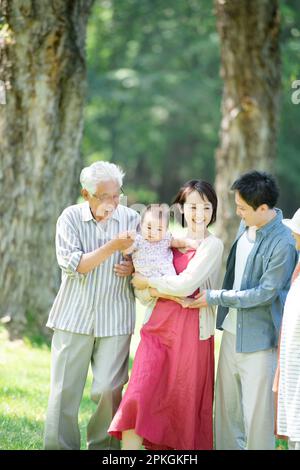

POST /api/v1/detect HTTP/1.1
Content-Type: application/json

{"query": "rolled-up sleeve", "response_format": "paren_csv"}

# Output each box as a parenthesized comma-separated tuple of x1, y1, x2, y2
(56, 214, 84, 277)
(207, 242, 297, 308)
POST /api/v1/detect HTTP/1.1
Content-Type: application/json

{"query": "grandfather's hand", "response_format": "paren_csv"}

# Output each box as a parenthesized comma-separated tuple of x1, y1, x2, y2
(186, 291, 208, 308)
(131, 273, 149, 289)
(113, 230, 136, 252)
(114, 256, 134, 277)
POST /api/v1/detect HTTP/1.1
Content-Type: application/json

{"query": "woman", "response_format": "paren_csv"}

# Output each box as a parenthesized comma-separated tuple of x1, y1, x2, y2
(108, 180, 224, 450)
(274, 208, 300, 450)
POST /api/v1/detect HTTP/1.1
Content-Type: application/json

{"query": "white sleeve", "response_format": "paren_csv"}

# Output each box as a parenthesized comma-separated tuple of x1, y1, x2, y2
(148, 236, 224, 296)
(55, 213, 85, 279)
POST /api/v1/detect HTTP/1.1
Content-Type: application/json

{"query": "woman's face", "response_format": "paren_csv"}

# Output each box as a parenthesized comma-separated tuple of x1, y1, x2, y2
(183, 190, 213, 234)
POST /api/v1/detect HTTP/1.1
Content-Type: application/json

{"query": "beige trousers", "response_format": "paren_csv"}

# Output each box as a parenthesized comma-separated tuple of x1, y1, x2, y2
(289, 440, 300, 450)
(215, 331, 277, 450)
(43, 329, 131, 450)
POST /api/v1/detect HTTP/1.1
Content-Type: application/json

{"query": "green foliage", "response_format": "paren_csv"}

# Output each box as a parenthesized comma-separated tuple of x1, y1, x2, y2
(83, 0, 300, 213)
(83, 0, 221, 205)
(277, 0, 300, 216)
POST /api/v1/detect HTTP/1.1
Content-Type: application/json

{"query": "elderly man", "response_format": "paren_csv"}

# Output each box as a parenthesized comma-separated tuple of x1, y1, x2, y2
(44, 161, 140, 450)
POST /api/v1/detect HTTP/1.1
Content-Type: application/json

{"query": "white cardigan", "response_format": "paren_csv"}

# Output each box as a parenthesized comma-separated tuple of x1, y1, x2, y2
(136, 234, 224, 340)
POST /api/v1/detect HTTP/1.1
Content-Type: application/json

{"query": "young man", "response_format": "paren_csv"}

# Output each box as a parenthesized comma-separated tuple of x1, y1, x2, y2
(188, 171, 298, 450)
(44, 161, 140, 450)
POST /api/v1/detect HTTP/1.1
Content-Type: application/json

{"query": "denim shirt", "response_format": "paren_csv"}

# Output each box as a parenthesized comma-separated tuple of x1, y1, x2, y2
(207, 209, 298, 353)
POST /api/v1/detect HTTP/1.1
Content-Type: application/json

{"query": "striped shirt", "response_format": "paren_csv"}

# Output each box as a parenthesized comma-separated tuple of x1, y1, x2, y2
(278, 271, 300, 440)
(46, 202, 140, 337)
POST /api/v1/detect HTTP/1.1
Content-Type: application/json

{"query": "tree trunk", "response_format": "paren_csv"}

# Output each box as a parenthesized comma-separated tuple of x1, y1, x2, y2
(214, 0, 280, 252)
(0, 0, 94, 337)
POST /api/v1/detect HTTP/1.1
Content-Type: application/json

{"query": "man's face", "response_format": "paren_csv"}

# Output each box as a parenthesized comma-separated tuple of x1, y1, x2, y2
(235, 191, 266, 227)
(82, 180, 121, 222)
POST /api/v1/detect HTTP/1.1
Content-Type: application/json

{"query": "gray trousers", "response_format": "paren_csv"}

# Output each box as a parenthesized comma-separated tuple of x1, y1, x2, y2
(215, 331, 277, 450)
(43, 329, 131, 450)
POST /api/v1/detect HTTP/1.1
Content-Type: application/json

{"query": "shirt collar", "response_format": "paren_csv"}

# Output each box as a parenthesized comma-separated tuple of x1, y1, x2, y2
(236, 208, 283, 242)
(81, 201, 120, 223)
(256, 208, 283, 236)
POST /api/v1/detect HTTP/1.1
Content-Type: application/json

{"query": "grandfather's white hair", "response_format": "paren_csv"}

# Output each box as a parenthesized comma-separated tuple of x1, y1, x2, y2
(80, 161, 125, 194)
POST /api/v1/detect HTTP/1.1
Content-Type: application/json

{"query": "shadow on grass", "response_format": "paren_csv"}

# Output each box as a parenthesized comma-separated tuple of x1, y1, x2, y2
(1, 311, 52, 351)
(22, 311, 52, 350)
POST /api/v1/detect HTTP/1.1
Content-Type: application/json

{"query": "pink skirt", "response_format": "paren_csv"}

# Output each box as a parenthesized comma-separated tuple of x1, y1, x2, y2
(108, 297, 214, 450)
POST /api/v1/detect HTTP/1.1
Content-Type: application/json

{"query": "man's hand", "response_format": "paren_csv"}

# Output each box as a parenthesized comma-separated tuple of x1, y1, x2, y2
(112, 230, 136, 252)
(114, 256, 134, 277)
(180, 297, 197, 308)
(186, 291, 208, 308)
(131, 273, 149, 289)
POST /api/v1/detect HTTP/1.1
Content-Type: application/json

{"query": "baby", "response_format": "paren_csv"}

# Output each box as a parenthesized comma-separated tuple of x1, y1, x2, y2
(124, 204, 199, 320)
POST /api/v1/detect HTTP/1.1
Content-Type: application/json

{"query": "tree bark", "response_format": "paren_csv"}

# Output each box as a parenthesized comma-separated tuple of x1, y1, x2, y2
(0, 0, 94, 337)
(214, 0, 280, 252)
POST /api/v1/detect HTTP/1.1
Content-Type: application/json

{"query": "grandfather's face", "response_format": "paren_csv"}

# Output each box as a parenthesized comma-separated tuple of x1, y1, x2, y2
(82, 180, 122, 222)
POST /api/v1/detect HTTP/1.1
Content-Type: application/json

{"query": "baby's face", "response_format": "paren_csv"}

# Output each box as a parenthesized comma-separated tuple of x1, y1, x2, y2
(141, 212, 168, 242)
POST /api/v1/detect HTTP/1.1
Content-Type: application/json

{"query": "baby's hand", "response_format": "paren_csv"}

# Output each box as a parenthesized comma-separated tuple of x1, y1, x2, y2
(185, 238, 201, 250)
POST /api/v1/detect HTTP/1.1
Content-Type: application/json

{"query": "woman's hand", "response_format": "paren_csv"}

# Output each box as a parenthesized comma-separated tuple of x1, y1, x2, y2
(149, 288, 189, 306)
(131, 273, 149, 289)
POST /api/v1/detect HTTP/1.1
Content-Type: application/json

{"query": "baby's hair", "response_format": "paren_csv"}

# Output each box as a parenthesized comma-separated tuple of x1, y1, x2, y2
(141, 204, 170, 226)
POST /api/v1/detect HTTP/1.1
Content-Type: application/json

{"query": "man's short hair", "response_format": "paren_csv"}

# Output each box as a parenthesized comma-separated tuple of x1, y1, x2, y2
(231, 170, 279, 210)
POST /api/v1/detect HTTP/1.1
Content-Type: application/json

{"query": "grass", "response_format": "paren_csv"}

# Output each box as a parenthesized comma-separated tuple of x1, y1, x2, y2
(0, 301, 287, 450)
(0, 301, 146, 450)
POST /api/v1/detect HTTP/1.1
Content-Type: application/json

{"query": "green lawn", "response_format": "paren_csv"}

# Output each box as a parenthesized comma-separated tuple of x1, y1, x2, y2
(0, 303, 287, 450)
(0, 301, 147, 450)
